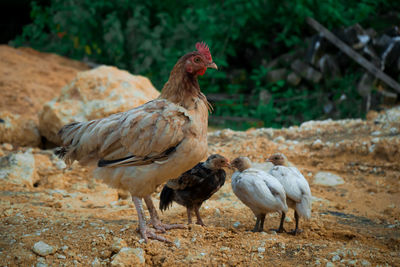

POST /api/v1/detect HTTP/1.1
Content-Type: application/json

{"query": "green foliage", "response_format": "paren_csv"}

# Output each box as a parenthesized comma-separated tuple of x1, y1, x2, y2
(12, 0, 400, 129)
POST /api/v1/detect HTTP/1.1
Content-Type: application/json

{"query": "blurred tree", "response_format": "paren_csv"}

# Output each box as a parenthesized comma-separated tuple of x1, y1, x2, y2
(11, 0, 400, 129)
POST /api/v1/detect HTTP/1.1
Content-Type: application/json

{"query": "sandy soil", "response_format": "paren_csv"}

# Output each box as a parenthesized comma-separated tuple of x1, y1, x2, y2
(0, 45, 88, 121)
(0, 46, 399, 266)
(1, 112, 399, 267)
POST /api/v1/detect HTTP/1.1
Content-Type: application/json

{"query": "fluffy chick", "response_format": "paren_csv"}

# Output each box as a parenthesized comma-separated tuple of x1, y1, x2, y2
(231, 157, 288, 232)
(267, 153, 312, 235)
(159, 154, 229, 226)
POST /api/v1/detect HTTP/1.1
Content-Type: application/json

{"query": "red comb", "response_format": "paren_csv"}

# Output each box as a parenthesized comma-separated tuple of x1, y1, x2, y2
(195, 42, 212, 61)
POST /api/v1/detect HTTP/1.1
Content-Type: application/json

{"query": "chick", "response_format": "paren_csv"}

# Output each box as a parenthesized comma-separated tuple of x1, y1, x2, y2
(159, 154, 229, 226)
(267, 153, 312, 235)
(231, 157, 288, 232)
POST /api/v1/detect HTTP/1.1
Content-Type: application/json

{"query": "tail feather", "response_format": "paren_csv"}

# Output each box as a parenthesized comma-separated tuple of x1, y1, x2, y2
(54, 147, 68, 159)
(296, 194, 312, 219)
(56, 121, 100, 165)
(159, 186, 175, 211)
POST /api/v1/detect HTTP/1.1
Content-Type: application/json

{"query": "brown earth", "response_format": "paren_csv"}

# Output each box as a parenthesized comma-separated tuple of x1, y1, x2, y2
(1, 113, 399, 266)
(0, 47, 399, 266)
(0, 45, 88, 121)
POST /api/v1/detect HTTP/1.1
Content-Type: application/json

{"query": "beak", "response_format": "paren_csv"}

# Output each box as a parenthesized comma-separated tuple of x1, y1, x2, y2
(207, 62, 218, 70)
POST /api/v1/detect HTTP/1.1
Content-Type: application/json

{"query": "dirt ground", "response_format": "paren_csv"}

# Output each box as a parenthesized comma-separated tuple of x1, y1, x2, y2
(0, 46, 399, 266)
(1, 110, 399, 266)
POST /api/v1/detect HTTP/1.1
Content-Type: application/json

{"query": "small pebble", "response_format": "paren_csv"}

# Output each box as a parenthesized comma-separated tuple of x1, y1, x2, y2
(174, 238, 181, 248)
(361, 260, 371, 266)
(332, 255, 340, 262)
(32, 241, 54, 256)
(233, 222, 240, 228)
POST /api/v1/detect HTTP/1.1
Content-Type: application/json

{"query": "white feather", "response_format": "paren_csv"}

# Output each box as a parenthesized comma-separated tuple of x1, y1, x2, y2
(269, 165, 312, 219)
(231, 168, 288, 217)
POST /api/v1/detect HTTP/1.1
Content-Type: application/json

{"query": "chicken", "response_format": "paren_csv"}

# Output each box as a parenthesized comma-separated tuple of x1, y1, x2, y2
(159, 154, 229, 226)
(55, 42, 218, 242)
(230, 157, 288, 232)
(267, 153, 312, 235)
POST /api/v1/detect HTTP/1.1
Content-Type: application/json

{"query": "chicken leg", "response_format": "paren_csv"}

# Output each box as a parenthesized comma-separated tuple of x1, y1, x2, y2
(194, 205, 205, 226)
(252, 214, 266, 232)
(143, 195, 185, 232)
(187, 207, 193, 224)
(132, 196, 169, 243)
(288, 211, 303, 235)
(271, 212, 287, 233)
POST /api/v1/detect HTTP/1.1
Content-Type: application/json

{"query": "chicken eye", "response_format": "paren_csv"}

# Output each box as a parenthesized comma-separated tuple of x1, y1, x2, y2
(194, 57, 201, 63)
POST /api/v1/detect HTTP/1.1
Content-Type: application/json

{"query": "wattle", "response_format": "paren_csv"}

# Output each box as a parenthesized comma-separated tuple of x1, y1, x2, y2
(197, 68, 207, 76)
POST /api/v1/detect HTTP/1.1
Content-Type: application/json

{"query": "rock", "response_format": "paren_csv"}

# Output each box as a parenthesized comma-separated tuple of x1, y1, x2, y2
(110, 247, 145, 267)
(389, 127, 398, 135)
(2, 143, 13, 151)
(312, 139, 324, 150)
(266, 68, 287, 83)
(92, 257, 102, 267)
(32, 241, 55, 256)
(233, 222, 241, 228)
(371, 131, 381, 136)
(273, 136, 286, 143)
(0, 46, 88, 123)
(361, 260, 371, 266)
(0, 150, 38, 187)
(286, 72, 301, 86)
(291, 59, 322, 83)
(39, 66, 160, 144)
(331, 255, 341, 262)
(174, 238, 181, 248)
(111, 237, 128, 253)
(325, 262, 335, 267)
(313, 172, 345, 186)
(0, 111, 41, 147)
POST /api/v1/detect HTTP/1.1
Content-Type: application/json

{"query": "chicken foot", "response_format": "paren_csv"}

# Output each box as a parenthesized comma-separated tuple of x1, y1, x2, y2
(132, 196, 170, 243)
(288, 211, 303, 235)
(194, 205, 205, 226)
(144, 195, 185, 232)
(252, 214, 266, 232)
(271, 212, 287, 233)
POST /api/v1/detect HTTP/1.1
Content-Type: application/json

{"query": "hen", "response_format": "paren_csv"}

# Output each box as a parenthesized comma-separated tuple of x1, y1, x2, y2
(159, 154, 229, 226)
(230, 157, 288, 232)
(267, 153, 312, 235)
(55, 42, 217, 242)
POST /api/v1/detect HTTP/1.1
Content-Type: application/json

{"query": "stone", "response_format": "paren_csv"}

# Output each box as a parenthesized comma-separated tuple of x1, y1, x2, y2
(312, 139, 324, 150)
(110, 247, 145, 267)
(92, 257, 102, 267)
(111, 237, 128, 253)
(0, 150, 38, 187)
(314, 172, 345, 186)
(361, 260, 371, 266)
(266, 68, 287, 83)
(32, 241, 55, 256)
(0, 111, 41, 147)
(291, 59, 322, 83)
(39, 66, 160, 144)
(331, 255, 341, 262)
(286, 72, 301, 86)
(325, 262, 335, 267)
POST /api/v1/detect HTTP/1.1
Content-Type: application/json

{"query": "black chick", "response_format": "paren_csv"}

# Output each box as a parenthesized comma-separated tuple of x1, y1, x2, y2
(159, 154, 229, 225)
